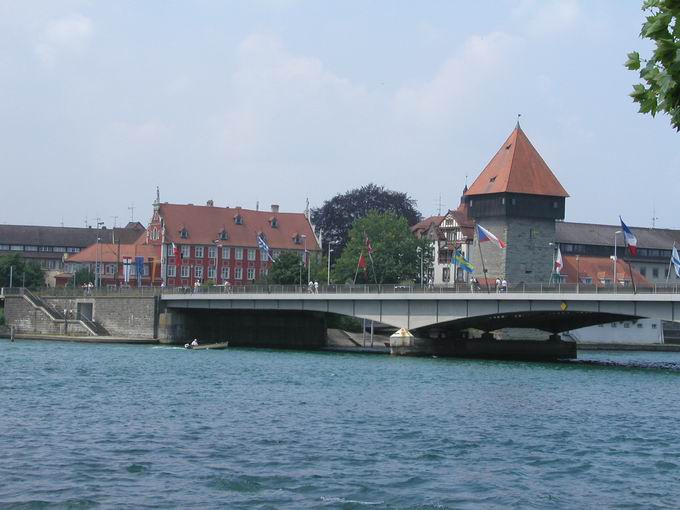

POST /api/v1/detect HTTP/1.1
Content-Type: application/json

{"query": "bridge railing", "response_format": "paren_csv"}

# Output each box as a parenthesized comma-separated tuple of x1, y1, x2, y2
(21, 282, 680, 298)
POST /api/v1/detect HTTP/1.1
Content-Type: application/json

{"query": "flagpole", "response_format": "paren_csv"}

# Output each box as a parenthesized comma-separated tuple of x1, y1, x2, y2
(353, 251, 362, 285)
(625, 247, 637, 294)
(368, 252, 378, 284)
(667, 242, 675, 284)
(477, 240, 490, 294)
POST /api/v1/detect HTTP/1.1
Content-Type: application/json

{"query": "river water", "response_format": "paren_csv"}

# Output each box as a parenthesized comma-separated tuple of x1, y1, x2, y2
(2, 340, 680, 509)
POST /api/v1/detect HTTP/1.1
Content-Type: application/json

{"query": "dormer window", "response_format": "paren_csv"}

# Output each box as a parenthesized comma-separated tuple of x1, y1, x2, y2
(179, 227, 189, 239)
(218, 228, 229, 241)
(234, 214, 243, 225)
(270, 217, 279, 228)
(293, 234, 302, 245)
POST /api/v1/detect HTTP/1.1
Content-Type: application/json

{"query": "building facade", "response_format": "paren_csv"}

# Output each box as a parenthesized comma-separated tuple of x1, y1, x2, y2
(0, 223, 145, 286)
(146, 196, 321, 287)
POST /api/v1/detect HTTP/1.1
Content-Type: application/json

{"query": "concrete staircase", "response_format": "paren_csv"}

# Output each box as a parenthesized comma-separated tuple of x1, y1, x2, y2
(22, 289, 110, 336)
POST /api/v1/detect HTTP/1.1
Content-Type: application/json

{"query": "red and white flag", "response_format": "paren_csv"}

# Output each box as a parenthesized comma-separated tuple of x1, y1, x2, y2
(476, 224, 506, 249)
(555, 246, 563, 274)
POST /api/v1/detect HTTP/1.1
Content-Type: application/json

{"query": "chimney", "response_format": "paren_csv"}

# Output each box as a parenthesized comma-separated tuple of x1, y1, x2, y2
(207, 200, 214, 207)
(271, 204, 279, 213)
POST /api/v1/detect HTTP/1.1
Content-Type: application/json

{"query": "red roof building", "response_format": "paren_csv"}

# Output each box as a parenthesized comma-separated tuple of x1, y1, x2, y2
(56, 240, 162, 288)
(561, 255, 650, 288)
(146, 196, 320, 287)
(465, 125, 568, 198)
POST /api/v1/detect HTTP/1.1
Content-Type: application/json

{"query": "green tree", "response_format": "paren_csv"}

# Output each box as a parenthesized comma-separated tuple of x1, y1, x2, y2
(74, 267, 95, 287)
(0, 254, 45, 289)
(269, 251, 328, 285)
(627, 1, 680, 131)
(332, 212, 432, 285)
(311, 183, 422, 255)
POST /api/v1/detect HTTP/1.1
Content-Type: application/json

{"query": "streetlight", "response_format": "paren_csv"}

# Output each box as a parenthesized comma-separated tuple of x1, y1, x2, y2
(576, 254, 580, 293)
(327, 241, 334, 286)
(96, 221, 104, 289)
(416, 246, 423, 287)
(300, 234, 309, 284)
(613, 230, 622, 291)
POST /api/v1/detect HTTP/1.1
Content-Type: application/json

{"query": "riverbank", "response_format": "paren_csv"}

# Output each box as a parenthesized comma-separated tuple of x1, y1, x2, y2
(3, 330, 680, 352)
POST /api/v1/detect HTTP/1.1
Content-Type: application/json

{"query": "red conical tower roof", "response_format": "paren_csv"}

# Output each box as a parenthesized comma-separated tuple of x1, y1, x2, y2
(465, 125, 568, 197)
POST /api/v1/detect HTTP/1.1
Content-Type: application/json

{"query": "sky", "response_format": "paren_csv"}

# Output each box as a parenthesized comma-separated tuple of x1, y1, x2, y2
(0, 0, 678, 230)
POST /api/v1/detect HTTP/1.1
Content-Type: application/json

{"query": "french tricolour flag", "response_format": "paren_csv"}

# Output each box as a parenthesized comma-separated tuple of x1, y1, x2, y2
(476, 224, 506, 249)
(620, 217, 638, 256)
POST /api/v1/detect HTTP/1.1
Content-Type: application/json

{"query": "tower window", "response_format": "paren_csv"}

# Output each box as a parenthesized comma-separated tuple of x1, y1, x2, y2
(489, 176, 496, 183)
(234, 215, 243, 225)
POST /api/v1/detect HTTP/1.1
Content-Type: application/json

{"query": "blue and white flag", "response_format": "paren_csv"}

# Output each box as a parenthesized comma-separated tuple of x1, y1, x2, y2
(257, 235, 275, 262)
(672, 244, 680, 278)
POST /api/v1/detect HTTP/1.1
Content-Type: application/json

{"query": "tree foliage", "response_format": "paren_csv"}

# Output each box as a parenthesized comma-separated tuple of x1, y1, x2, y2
(0, 254, 45, 289)
(627, 0, 680, 130)
(74, 267, 95, 287)
(269, 251, 327, 285)
(332, 212, 432, 285)
(311, 183, 421, 254)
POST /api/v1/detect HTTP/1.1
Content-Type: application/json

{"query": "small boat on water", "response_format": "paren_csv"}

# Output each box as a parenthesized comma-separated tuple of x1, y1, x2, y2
(184, 342, 229, 350)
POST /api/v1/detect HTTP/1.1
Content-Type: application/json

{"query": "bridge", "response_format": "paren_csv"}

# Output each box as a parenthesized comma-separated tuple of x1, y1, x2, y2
(160, 284, 680, 335)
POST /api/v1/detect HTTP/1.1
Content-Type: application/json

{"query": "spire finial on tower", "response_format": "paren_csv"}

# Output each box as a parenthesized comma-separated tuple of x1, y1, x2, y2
(516, 113, 522, 129)
(155, 186, 160, 203)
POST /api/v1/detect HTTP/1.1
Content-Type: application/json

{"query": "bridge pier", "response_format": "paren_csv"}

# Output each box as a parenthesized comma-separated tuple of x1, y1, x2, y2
(389, 331, 576, 361)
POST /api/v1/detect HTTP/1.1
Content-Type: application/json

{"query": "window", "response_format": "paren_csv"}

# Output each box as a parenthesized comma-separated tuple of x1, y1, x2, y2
(640, 267, 647, 277)
(271, 218, 278, 228)
(222, 247, 231, 259)
(53, 247, 66, 253)
(181, 265, 190, 278)
(234, 215, 243, 225)
(207, 267, 216, 279)
(218, 229, 229, 241)
(637, 323, 643, 329)
(247, 268, 256, 280)
(208, 246, 217, 259)
(442, 267, 450, 283)
(581, 277, 593, 285)
(247, 248, 256, 261)
(652, 268, 659, 278)
(24, 245, 38, 252)
(652, 323, 658, 329)
(235, 248, 243, 260)
(167, 265, 176, 277)
(195, 266, 203, 279)
(106, 264, 116, 274)
(222, 267, 230, 279)
(39, 246, 51, 252)
(181, 245, 190, 258)
(195, 246, 204, 258)
(234, 267, 243, 280)
(150, 227, 159, 241)
(272, 250, 281, 259)
(10, 245, 23, 251)
(67, 247, 80, 253)
(624, 323, 630, 328)
(260, 268, 268, 277)
(179, 228, 189, 239)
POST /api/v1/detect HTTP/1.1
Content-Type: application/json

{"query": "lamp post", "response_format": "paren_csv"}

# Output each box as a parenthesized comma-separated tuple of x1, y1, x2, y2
(327, 241, 334, 286)
(613, 230, 622, 291)
(96, 221, 104, 289)
(301, 234, 309, 284)
(416, 246, 423, 287)
(576, 254, 580, 293)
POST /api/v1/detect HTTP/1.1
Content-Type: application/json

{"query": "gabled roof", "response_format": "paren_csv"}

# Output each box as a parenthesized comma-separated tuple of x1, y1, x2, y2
(66, 243, 160, 264)
(0, 224, 145, 247)
(561, 255, 650, 287)
(159, 203, 320, 251)
(465, 125, 569, 198)
(557, 222, 680, 250)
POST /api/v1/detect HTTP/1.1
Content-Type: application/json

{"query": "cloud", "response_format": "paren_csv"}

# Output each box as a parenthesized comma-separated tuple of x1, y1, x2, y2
(511, 0, 581, 38)
(35, 13, 93, 67)
(393, 32, 523, 123)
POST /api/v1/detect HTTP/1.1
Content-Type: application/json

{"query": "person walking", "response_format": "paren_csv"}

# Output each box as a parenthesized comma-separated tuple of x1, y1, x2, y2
(495, 278, 501, 293)
(314, 281, 319, 294)
(502, 279, 508, 293)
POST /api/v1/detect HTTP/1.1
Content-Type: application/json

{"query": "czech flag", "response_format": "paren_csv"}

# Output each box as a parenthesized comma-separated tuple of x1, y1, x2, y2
(619, 217, 638, 256)
(476, 224, 506, 249)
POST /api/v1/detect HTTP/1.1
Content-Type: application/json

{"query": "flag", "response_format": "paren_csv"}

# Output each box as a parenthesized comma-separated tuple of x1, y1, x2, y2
(123, 257, 131, 283)
(453, 253, 475, 273)
(257, 234, 275, 262)
(172, 242, 181, 266)
(358, 252, 367, 272)
(672, 244, 680, 278)
(476, 224, 506, 249)
(620, 217, 638, 256)
(365, 233, 373, 255)
(555, 246, 563, 274)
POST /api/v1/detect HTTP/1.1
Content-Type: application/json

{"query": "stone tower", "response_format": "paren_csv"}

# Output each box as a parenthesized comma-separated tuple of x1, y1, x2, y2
(464, 124, 568, 284)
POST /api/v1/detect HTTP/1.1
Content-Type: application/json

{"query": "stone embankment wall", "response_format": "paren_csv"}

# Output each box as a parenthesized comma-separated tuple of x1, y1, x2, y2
(4, 296, 72, 335)
(43, 296, 157, 339)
